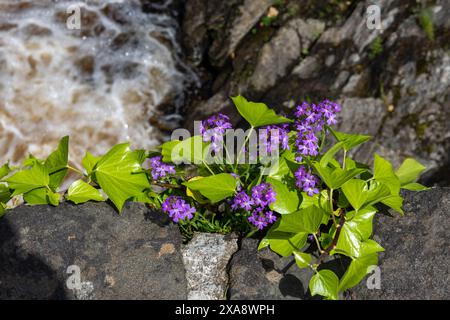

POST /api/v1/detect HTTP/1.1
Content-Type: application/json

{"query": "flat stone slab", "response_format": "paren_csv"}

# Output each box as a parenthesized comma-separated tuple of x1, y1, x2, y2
(0, 202, 187, 299)
(182, 233, 238, 300)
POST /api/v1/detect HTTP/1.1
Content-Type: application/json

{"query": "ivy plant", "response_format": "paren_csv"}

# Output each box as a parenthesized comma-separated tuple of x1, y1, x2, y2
(0, 95, 427, 299)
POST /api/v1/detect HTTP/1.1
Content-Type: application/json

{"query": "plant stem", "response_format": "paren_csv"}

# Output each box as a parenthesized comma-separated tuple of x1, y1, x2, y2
(152, 182, 184, 189)
(329, 189, 337, 227)
(342, 149, 347, 169)
(67, 165, 85, 177)
(202, 160, 215, 175)
(318, 128, 327, 152)
(317, 211, 346, 264)
(313, 233, 323, 253)
(235, 126, 254, 171)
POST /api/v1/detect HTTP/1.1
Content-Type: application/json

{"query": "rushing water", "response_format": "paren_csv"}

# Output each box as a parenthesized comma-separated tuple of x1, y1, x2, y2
(0, 0, 193, 165)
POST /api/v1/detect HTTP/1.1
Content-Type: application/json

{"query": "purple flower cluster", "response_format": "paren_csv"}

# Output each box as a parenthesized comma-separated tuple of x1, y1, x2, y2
(259, 124, 290, 153)
(231, 182, 277, 230)
(294, 166, 320, 197)
(294, 99, 341, 161)
(200, 113, 233, 153)
(162, 196, 196, 223)
(149, 156, 175, 180)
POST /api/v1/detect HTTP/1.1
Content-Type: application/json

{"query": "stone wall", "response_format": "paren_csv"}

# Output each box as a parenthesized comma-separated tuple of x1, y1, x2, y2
(1, 188, 449, 299)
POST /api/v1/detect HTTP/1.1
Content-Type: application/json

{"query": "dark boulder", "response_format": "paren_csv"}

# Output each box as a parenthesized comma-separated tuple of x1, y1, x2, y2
(0, 202, 187, 300)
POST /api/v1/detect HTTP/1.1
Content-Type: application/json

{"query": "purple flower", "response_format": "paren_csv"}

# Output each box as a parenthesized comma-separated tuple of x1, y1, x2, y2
(200, 113, 232, 153)
(231, 182, 278, 230)
(293, 99, 341, 162)
(259, 124, 290, 153)
(161, 196, 196, 223)
(252, 214, 268, 230)
(294, 166, 320, 197)
(265, 210, 277, 223)
(149, 156, 175, 180)
(231, 191, 254, 211)
(251, 183, 276, 207)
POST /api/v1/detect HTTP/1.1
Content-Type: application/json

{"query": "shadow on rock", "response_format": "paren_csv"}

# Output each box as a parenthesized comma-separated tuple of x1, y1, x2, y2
(0, 219, 67, 300)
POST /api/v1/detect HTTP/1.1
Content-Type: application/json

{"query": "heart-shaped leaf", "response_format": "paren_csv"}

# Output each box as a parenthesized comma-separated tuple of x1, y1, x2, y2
(92, 143, 150, 213)
(183, 173, 237, 203)
(231, 95, 291, 128)
(67, 179, 104, 204)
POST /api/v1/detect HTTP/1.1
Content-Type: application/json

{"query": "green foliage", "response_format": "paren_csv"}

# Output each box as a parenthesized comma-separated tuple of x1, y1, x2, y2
(231, 95, 291, 128)
(91, 143, 150, 212)
(44, 135, 69, 190)
(419, 8, 434, 41)
(67, 180, 104, 204)
(0, 95, 428, 300)
(267, 177, 300, 214)
(368, 36, 383, 60)
(6, 163, 50, 196)
(309, 269, 339, 300)
(183, 174, 237, 203)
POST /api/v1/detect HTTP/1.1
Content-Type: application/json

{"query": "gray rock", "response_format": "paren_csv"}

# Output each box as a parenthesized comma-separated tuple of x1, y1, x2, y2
(292, 56, 320, 79)
(351, 188, 450, 299)
(228, 0, 273, 56)
(0, 202, 187, 299)
(182, 233, 238, 300)
(250, 18, 324, 92)
(228, 238, 313, 300)
(229, 188, 450, 300)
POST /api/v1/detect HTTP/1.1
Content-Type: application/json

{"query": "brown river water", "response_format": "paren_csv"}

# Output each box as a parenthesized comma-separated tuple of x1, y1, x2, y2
(0, 0, 194, 166)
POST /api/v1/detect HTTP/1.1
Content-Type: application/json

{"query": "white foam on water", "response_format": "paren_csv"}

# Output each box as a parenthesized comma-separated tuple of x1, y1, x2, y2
(0, 0, 192, 165)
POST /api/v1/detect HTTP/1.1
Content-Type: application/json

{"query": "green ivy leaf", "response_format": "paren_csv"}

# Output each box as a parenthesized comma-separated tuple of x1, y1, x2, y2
(312, 162, 366, 190)
(23, 187, 48, 205)
(0, 163, 11, 180)
(267, 177, 300, 214)
(257, 238, 270, 250)
(334, 207, 377, 258)
(44, 136, 69, 190)
(82, 151, 101, 176)
(401, 182, 429, 191)
(395, 158, 426, 185)
(267, 156, 290, 180)
(169, 136, 209, 165)
(309, 270, 339, 300)
(341, 179, 368, 211)
(359, 239, 385, 256)
(183, 173, 237, 203)
(265, 230, 307, 257)
(381, 195, 404, 215)
(67, 179, 104, 204)
(364, 181, 391, 206)
(373, 154, 400, 195)
(0, 184, 11, 203)
(47, 189, 61, 206)
(23, 187, 60, 206)
(22, 154, 44, 167)
(329, 128, 371, 152)
(159, 140, 181, 163)
(5, 163, 49, 196)
(92, 143, 150, 213)
(293, 251, 312, 268)
(319, 141, 344, 167)
(275, 205, 324, 234)
(339, 253, 378, 292)
(231, 95, 291, 128)
(0, 203, 5, 217)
